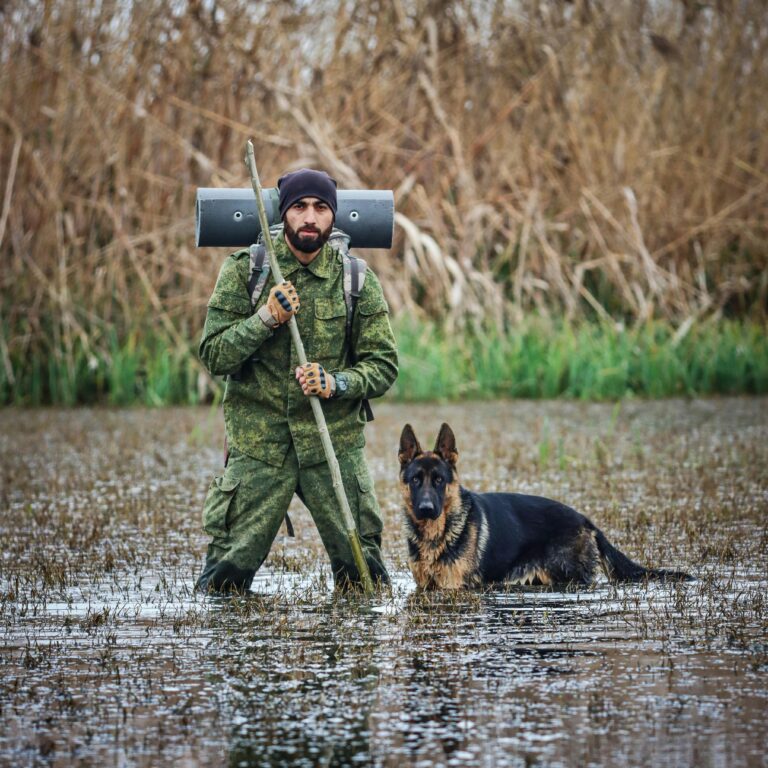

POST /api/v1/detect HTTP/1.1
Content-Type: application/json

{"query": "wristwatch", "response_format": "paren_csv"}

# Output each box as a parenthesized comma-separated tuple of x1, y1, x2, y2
(333, 373, 348, 398)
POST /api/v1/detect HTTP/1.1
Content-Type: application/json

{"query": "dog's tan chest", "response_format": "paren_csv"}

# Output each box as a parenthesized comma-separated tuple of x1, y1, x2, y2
(409, 522, 481, 590)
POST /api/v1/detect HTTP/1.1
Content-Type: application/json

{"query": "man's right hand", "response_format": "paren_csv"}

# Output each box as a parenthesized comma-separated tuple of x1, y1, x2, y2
(265, 281, 300, 325)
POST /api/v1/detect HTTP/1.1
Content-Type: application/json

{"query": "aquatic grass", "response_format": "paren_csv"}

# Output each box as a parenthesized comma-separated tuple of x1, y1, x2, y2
(391, 318, 768, 402)
(1, 318, 765, 405)
(0, 327, 205, 407)
(107, 332, 140, 407)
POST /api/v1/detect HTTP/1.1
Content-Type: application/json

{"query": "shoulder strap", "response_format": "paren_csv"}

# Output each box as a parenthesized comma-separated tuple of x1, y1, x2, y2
(341, 253, 367, 341)
(247, 243, 271, 308)
(340, 252, 374, 422)
(246, 224, 285, 308)
(349, 255, 367, 299)
(327, 227, 367, 340)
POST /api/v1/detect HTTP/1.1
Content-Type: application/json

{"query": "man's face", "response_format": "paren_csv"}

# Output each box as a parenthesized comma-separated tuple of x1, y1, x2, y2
(283, 197, 334, 255)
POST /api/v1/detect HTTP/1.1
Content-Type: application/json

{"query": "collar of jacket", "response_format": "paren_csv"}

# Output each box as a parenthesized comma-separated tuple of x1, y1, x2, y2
(275, 235, 334, 280)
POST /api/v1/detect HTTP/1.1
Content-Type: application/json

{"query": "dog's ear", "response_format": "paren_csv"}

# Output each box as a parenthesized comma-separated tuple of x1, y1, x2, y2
(434, 423, 458, 467)
(399, 424, 422, 467)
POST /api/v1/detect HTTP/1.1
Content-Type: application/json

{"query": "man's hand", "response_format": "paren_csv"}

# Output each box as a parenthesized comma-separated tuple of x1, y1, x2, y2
(295, 363, 335, 399)
(265, 281, 300, 324)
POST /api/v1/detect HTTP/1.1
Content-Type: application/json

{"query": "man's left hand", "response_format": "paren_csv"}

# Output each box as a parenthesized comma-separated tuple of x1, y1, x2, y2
(295, 363, 335, 398)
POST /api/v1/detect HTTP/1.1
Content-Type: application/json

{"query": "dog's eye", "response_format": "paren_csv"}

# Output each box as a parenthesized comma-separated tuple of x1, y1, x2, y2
(410, 476, 421, 487)
(434, 476, 444, 486)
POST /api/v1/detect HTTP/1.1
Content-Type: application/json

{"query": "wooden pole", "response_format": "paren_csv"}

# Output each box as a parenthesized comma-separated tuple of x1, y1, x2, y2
(244, 141, 375, 595)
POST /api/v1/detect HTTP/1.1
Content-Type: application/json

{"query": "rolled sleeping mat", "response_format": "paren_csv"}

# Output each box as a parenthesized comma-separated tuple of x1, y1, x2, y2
(196, 187, 394, 249)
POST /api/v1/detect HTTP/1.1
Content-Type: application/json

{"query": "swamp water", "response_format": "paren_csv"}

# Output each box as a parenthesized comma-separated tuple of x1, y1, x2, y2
(0, 399, 766, 767)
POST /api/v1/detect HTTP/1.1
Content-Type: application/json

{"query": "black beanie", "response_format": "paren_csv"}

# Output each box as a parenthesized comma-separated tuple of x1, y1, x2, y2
(277, 169, 338, 218)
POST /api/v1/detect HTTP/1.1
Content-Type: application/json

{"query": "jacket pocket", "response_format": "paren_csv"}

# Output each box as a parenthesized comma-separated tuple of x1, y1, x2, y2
(202, 475, 241, 538)
(313, 298, 347, 358)
(315, 298, 347, 319)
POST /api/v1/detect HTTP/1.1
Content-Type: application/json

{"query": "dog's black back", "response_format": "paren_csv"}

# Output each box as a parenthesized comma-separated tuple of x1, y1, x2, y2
(471, 492, 596, 584)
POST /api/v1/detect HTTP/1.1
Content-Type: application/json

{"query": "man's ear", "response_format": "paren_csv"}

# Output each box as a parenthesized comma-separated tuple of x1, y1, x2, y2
(399, 424, 422, 467)
(434, 423, 458, 467)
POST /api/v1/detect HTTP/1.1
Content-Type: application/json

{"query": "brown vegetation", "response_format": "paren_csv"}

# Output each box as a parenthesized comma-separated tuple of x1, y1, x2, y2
(0, 0, 766, 377)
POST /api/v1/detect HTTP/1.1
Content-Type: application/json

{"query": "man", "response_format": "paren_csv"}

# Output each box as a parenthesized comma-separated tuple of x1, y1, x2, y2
(195, 168, 398, 593)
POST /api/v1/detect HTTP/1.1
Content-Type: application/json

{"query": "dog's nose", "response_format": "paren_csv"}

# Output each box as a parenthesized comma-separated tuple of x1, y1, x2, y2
(418, 501, 437, 519)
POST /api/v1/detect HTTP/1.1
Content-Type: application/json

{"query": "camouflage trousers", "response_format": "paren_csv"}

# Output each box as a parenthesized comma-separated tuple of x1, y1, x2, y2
(195, 444, 389, 592)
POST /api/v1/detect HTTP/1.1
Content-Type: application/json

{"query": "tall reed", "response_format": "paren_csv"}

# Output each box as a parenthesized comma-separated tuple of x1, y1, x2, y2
(1, 0, 766, 402)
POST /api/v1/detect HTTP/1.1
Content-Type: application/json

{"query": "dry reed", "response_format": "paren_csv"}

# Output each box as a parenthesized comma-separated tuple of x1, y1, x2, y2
(0, 0, 766, 393)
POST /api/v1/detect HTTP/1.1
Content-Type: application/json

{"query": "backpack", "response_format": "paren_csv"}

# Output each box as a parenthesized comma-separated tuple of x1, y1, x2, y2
(241, 225, 374, 421)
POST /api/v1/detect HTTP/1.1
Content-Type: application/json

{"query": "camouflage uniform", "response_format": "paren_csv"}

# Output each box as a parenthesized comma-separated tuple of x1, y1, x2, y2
(196, 234, 398, 592)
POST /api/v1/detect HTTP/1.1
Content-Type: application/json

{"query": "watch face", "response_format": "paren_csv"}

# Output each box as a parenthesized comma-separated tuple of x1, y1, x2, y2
(336, 376, 348, 392)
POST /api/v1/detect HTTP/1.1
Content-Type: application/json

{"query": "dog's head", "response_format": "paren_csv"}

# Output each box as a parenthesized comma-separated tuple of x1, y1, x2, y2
(398, 423, 459, 522)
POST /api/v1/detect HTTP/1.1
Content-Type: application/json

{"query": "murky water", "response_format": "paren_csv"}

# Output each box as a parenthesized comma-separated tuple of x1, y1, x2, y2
(1, 399, 766, 767)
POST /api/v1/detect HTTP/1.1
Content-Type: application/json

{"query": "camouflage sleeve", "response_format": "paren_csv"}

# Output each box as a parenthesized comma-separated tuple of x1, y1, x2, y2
(336, 267, 398, 400)
(198, 254, 273, 376)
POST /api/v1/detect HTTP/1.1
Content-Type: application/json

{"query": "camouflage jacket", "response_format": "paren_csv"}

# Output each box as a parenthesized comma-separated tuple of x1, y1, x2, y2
(200, 234, 398, 468)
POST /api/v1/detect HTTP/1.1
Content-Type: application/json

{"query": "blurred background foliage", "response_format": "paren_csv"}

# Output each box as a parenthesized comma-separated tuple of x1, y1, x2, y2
(0, 0, 766, 403)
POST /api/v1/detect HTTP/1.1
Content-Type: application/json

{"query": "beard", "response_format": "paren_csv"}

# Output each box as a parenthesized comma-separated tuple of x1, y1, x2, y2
(284, 220, 334, 253)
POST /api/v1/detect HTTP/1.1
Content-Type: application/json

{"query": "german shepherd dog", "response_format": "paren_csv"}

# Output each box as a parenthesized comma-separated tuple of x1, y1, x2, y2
(399, 423, 692, 590)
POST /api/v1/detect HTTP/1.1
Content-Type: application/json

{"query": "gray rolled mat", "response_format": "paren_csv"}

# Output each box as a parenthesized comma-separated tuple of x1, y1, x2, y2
(196, 188, 394, 249)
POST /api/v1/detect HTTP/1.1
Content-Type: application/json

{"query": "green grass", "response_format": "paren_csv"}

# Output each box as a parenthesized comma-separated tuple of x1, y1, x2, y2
(0, 330, 204, 407)
(391, 317, 768, 401)
(1, 318, 766, 406)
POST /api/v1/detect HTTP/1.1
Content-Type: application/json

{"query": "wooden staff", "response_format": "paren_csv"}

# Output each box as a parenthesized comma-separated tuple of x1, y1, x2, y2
(244, 140, 375, 595)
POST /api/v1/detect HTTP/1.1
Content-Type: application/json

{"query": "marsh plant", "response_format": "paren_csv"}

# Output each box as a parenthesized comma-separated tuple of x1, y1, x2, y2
(1, 0, 766, 404)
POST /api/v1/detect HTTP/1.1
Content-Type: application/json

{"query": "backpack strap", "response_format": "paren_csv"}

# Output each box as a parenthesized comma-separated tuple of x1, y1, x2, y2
(341, 252, 374, 422)
(247, 243, 271, 309)
(341, 253, 367, 347)
(246, 225, 284, 308)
